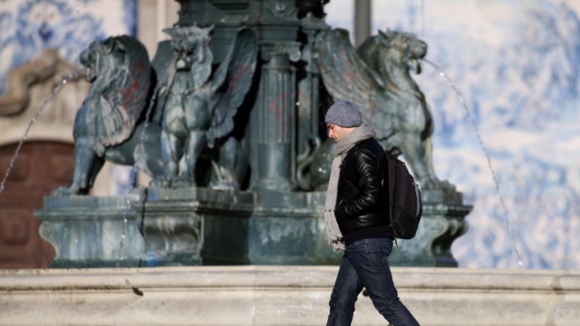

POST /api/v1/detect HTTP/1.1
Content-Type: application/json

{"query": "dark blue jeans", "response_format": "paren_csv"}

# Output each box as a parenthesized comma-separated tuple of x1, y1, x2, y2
(326, 237, 420, 326)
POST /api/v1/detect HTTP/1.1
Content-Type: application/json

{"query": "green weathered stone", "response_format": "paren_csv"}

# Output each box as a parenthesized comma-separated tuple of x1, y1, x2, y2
(37, 0, 472, 268)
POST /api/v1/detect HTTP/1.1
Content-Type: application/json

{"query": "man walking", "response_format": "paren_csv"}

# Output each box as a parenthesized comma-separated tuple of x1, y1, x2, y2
(323, 100, 420, 326)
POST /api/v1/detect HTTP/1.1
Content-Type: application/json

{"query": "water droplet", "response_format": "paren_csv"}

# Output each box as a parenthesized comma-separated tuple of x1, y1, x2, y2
(296, 102, 300, 106)
(121, 234, 125, 239)
(517, 260, 523, 266)
(74, 238, 78, 243)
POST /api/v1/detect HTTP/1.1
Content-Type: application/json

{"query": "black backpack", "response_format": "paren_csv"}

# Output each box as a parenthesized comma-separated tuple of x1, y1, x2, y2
(384, 149, 422, 239)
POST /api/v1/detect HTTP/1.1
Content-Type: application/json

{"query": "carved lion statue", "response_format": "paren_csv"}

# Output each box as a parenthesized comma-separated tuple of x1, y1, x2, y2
(315, 28, 440, 189)
(52, 35, 162, 196)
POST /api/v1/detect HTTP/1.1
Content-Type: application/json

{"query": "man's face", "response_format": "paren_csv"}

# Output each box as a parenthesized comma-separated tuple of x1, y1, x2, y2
(327, 123, 353, 142)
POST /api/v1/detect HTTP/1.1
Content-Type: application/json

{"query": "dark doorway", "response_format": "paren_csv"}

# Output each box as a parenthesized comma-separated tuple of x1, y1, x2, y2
(0, 141, 74, 269)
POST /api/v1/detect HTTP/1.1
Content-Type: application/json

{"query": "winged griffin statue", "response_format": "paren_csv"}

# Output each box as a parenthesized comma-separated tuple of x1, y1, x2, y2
(156, 25, 258, 187)
(315, 28, 441, 189)
(52, 35, 163, 196)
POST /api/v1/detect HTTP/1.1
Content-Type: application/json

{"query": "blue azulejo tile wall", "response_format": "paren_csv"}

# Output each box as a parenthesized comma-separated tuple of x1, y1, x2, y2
(0, 0, 137, 95)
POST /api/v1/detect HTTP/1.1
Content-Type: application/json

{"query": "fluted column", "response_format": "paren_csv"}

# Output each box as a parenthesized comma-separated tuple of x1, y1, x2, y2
(252, 46, 300, 191)
(175, 0, 303, 192)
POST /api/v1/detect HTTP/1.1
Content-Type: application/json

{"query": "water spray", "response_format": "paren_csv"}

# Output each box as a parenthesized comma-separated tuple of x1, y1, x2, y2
(422, 58, 524, 268)
(116, 82, 163, 265)
(0, 69, 83, 198)
(117, 58, 177, 265)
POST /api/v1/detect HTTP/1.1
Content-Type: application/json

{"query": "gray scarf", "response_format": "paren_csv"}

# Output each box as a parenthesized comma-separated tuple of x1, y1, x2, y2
(324, 123, 376, 251)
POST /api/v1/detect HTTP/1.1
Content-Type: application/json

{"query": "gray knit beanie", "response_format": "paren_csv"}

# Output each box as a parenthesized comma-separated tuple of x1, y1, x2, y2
(325, 100, 363, 127)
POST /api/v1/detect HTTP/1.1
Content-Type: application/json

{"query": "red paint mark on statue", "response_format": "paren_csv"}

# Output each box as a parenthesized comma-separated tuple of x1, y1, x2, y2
(120, 62, 145, 109)
(135, 61, 145, 71)
(268, 92, 289, 126)
(229, 64, 250, 89)
(121, 79, 140, 108)
(341, 49, 354, 85)
(369, 98, 378, 120)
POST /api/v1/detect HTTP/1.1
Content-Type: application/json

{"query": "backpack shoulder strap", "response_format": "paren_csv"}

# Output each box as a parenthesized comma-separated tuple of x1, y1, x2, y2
(385, 150, 396, 223)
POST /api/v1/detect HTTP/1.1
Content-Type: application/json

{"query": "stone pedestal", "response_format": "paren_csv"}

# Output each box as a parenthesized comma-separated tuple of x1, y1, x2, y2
(36, 188, 338, 268)
(36, 188, 207, 268)
(36, 194, 146, 268)
(37, 187, 470, 268)
(201, 191, 338, 265)
(138, 188, 208, 267)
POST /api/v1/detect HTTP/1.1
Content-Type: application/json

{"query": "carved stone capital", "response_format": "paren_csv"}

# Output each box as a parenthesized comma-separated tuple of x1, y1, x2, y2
(175, 0, 216, 26)
(260, 42, 301, 63)
(259, 1, 299, 23)
(300, 12, 330, 32)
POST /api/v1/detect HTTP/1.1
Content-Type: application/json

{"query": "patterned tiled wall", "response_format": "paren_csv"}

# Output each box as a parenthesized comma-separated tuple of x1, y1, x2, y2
(326, 0, 580, 269)
(0, 0, 137, 95)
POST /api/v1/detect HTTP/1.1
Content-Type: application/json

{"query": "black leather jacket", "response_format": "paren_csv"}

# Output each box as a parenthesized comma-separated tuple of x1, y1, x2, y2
(334, 138, 391, 238)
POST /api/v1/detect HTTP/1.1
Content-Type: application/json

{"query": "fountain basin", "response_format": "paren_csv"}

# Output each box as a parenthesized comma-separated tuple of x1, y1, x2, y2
(37, 187, 470, 268)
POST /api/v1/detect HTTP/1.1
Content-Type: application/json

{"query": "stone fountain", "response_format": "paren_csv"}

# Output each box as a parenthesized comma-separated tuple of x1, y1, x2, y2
(35, 0, 471, 268)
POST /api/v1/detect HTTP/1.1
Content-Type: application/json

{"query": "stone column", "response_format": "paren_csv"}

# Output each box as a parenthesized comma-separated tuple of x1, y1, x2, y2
(354, 0, 371, 47)
(241, 0, 301, 192)
(252, 46, 300, 191)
